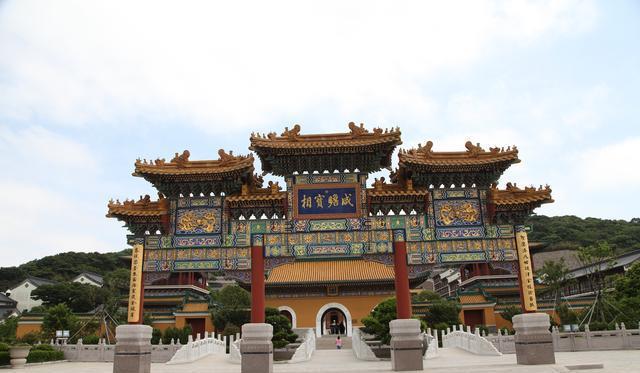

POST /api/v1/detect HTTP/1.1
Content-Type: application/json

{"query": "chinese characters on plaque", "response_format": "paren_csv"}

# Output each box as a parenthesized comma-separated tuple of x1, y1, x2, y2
(516, 229, 537, 312)
(127, 244, 144, 323)
(294, 185, 359, 218)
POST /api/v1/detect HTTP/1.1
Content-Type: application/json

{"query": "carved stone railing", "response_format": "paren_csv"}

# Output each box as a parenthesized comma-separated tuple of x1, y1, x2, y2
(289, 328, 315, 363)
(166, 332, 228, 364)
(228, 334, 242, 364)
(229, 329, 315, 364)
(352, 328, 379, 361)
(485, 322, 640, 354)
(55, 338, 181, 363)
(423, 328, 439, 359)
(441, 325, 501, 356)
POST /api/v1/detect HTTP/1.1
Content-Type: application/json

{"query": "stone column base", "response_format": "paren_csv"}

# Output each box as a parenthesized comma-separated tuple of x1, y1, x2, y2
(113, 325, 152, 373)
(513, 313, 555, 365)
(241, 323, 273, 373)
(390, 319, 424, 371)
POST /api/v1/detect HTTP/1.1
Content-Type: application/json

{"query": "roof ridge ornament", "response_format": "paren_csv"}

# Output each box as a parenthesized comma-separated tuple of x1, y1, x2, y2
(348, 121, 368, 136)
(465, 141, 484, 157)
(171, 150, 190, 166)
(281, 124, 301, 141)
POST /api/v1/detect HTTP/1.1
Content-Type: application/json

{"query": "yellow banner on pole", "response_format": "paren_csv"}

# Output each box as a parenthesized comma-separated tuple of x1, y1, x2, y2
(127, 243, 144, 323)
(515, 228, 537, 312)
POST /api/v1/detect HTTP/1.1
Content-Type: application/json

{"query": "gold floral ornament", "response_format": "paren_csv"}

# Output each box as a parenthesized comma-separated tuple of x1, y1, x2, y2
(177, 210, 218, 233)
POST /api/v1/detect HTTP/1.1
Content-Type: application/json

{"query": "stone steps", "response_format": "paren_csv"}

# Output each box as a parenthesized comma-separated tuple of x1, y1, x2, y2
(316, 335, 352, 350)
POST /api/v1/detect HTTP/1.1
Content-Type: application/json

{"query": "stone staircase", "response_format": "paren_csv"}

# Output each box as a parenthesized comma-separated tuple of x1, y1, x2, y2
(316, 335, 352, 350)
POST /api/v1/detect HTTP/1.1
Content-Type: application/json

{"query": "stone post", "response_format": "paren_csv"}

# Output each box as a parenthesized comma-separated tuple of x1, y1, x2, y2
(389, 319, 423, 371)
(113, 324, 152, 373)
(240, 323, 273, 373)
(512, 313, 555, 365)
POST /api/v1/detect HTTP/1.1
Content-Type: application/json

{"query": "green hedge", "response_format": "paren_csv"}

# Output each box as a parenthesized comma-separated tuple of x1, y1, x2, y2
(0, 351, 9, 366)
(26, 350, 64, 363)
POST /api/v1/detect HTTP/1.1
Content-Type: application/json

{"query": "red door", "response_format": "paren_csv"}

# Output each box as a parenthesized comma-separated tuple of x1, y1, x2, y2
(186, 318, 206, 338)
(463, 310, 484, 330)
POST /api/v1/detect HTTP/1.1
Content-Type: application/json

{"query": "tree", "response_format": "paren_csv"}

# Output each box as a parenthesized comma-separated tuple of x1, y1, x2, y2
(537, 258, 572, 319)
(610, 262, 640, 327)
(499, 305, 522, 325)
(612, 262, 640, 299)
(556, 303, 579, 325)
(412, 290, 442, 303)
(104, 268, 130, 296)
(210, 285, 250, 332)
(42, 304, 79, 339)
(362, 298, 397, 345)
(0, 316, 18, 343)
(422, 300, 460, 329)
(212, 285, 250, 309)
(31, 282, 109, 313)
(412, 291, 460, 329)
(265, 307, 297, 349)
(525, 215, 640, 253)
(577, 242, 616, 324)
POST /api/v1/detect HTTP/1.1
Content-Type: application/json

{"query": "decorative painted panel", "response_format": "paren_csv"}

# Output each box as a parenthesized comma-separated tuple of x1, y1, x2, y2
(175, 207, 222, 235)
(433, 199, 482, 227)
(294, 173, 358, 185)
(435, 226, 485, 239)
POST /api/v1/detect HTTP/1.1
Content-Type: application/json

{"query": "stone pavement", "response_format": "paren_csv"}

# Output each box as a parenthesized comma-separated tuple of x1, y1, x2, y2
(14, 348, 640, 373)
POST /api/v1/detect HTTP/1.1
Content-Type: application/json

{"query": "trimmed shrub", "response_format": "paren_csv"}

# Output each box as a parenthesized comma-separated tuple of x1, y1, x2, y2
(151, 329, 162, 345)
(0, 342, 8, 351)
(161, 326, 192, 345)
(82, 335, 100, 345)
(17, 331, 43, 345)
(0, 351, 9, 366)
(26, 349, 64, 363)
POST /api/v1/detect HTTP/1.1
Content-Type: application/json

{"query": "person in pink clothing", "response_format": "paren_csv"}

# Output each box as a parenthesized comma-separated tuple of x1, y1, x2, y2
(336, 335, 342, 349)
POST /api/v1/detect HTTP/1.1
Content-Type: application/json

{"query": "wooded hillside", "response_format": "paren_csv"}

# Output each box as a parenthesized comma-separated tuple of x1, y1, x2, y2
(0, 250, 131, 292)
(526, 215, 640, 252)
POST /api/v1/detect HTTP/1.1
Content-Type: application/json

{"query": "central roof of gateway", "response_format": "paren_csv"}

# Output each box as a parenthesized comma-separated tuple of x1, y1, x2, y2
(249, 122, 403, 176)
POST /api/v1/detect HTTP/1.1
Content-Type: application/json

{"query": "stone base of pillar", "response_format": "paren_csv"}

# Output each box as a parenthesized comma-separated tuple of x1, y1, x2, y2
(113, 325, 152, 373)
(513, 313, 556, 365)
(389, 319, 424, 372)
(241, 323, 273, 373)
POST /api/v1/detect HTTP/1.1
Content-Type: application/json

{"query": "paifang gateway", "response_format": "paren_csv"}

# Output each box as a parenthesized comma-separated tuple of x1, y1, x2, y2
(107, 122, 553, 336)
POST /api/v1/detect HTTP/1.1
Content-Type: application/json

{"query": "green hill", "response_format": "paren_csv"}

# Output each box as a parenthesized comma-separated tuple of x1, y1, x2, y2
(526, 215, 640, 252)
(0, 250, 131, 292)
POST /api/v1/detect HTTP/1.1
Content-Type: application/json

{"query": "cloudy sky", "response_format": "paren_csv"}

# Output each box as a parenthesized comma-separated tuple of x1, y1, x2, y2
(1, 0, 639, 266)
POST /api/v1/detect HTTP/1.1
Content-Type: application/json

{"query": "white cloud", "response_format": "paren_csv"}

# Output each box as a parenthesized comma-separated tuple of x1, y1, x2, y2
(578, 137, 640, 190)
(0, 0, 598, 133)
(0, 126, 96, 170)
(0, 181, 116, 266)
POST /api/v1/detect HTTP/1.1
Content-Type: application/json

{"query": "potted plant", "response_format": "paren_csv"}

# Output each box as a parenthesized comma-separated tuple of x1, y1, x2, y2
(8, 343, 32, 369)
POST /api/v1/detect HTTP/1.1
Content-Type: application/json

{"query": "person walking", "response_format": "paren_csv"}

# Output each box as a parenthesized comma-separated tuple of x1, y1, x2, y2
(336, 335, 342, 350)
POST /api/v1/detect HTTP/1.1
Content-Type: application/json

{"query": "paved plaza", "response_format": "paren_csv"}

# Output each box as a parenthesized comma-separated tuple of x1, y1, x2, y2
(14, 348, 640, 373)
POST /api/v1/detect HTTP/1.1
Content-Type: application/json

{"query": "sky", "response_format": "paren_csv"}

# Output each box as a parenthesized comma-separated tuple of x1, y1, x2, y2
(0, 0, 639, 266)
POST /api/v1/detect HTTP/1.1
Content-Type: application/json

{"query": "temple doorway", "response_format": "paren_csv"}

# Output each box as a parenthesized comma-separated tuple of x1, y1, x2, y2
(315, 302, 352, 336)
(277, 306, 297, 328)
(186, 318, 206, 338)
(463, 309, 485, 330)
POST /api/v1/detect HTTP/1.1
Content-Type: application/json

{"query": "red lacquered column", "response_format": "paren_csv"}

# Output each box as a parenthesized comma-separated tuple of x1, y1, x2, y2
(393, 236, 412, 319)
(250, 242, 265, 323)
